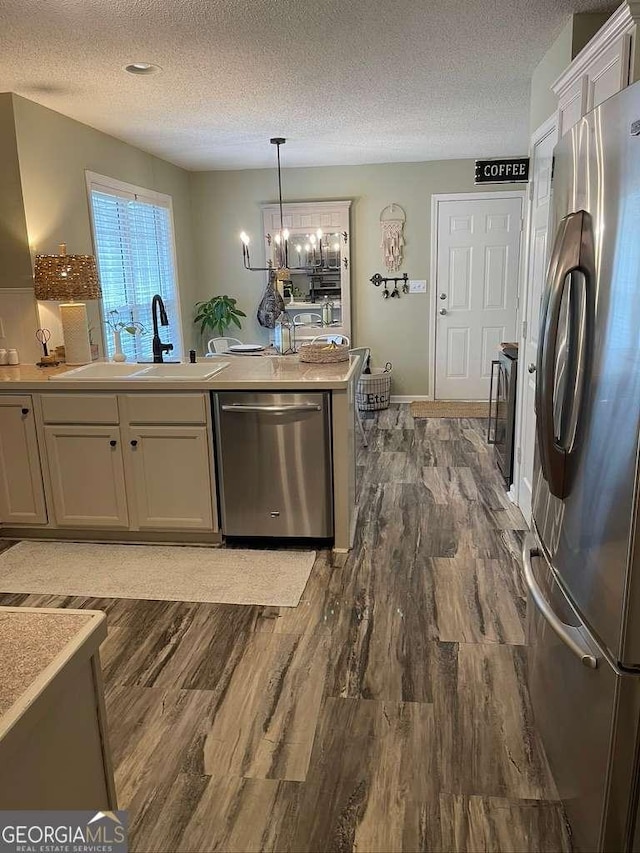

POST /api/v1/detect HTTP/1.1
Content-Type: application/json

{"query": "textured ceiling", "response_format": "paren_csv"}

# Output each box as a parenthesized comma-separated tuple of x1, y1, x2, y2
(0, 0, 609, 170)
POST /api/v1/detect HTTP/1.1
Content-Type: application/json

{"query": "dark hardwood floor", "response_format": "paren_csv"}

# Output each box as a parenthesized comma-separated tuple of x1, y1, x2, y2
(0, 406, 570, 852)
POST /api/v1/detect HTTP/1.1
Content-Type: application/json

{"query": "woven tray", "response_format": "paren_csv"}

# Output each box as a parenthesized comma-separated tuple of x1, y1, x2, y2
(298, 342, 350, 363)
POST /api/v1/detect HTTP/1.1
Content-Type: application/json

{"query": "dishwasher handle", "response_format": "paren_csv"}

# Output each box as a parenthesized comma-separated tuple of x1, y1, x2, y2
(221, 403, 323, 414)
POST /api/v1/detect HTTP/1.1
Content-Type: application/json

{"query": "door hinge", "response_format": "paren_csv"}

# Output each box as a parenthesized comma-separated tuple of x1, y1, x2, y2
(516, 446, 522, 463)
(529, 181, 535, 202)
(522, 319, 527, 340)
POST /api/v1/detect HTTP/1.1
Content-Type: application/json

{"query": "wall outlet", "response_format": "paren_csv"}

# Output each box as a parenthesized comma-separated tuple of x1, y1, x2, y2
(408, 279, 427, 293)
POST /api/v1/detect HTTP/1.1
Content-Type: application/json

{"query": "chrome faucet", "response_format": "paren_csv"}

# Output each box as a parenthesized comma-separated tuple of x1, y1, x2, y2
(151, 294, 173, 363)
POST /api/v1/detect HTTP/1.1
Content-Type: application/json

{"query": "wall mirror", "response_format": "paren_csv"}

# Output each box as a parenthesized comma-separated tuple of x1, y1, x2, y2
(262, 200, 351, 342)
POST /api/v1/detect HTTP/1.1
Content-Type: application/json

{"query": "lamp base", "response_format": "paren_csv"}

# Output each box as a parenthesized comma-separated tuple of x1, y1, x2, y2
(60, 302, 91, 365)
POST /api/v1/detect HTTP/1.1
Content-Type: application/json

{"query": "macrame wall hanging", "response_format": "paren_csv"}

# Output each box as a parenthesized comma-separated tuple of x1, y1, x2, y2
(379, 203, 406, 273)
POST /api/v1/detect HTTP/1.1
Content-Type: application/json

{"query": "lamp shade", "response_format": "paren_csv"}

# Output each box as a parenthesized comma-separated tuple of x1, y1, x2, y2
(34, 243, 101, 301)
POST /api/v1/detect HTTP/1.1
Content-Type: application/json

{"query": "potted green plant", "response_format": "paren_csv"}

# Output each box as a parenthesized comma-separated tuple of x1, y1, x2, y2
(194, 295, 246, 338)
(106, 310, 145, 362)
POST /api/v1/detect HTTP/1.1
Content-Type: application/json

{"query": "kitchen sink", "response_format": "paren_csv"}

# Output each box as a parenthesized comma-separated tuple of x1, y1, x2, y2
(132, 362, 229, 380)
(54, 361, 229, 381)
(55, 363, 145, 380)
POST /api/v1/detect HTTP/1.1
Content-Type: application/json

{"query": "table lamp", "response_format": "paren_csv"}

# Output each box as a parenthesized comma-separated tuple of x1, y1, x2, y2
(34, 243, 101, 365)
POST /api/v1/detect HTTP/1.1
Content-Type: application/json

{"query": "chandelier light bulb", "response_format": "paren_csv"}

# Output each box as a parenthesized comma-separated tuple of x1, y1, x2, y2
(296, 244, 302, 253)
(240, 232, 250, 245)
(310, 234, 317, 246)
(316, 229, 323, 239)
(274, 234, 281, 245)
(282, 229, 290, 240)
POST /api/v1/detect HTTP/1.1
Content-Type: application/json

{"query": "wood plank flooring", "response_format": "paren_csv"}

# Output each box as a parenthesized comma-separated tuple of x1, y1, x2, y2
(0, 406, 570, 852)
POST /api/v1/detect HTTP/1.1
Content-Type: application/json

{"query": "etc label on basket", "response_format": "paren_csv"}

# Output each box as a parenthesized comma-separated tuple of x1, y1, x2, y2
(475, 158, 529, 184)
(0, 810, 128, 853)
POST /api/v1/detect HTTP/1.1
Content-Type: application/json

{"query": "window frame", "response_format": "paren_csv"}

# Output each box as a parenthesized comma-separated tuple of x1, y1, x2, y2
(85, 170, 185, 360)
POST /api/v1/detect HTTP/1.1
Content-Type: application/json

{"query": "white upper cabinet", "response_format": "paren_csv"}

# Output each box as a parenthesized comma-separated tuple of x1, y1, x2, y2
(554, 2, 640, 136)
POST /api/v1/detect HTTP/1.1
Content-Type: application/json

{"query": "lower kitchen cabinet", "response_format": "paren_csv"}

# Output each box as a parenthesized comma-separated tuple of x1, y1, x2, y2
(44, 425, 129, 528)
(125, 426, 214, 530)
(0, 396, 47, 525)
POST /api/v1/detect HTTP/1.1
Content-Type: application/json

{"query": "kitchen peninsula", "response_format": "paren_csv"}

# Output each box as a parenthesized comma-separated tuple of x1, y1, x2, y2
(0, 357, 359, 553)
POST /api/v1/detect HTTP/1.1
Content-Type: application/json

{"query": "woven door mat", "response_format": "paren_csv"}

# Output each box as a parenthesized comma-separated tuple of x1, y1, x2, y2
(410, 400, 489, 418)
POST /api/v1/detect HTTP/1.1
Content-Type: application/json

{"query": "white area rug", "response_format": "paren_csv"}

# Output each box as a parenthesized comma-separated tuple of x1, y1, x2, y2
(0, 542, 316, 607)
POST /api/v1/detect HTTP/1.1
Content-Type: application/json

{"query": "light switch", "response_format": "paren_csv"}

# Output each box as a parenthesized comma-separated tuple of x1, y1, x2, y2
(408, 279, 427, 293)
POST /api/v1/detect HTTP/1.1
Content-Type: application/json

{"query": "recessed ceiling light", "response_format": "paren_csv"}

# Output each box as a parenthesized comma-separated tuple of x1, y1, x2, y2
(124, 62, 162, 75)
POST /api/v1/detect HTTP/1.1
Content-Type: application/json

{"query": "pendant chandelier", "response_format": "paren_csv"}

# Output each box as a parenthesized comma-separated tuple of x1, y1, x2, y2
(239, 138, 344, 277)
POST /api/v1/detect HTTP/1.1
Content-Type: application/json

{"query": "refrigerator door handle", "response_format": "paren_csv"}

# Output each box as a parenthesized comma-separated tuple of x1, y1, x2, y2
(536, 210, 594, 499)
(523, 535, 598, 669)
(562, 214, 596, 464)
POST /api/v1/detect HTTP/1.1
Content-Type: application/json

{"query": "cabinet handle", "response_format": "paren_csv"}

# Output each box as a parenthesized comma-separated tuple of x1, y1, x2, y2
(109, 439, 117, 447)
(130, 439, 138, 447)
(21, 408, 29, 415)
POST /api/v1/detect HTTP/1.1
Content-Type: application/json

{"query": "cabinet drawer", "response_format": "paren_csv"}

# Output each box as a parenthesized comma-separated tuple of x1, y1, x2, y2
(122, 393, 208, 425)
(41, 394, 119, 425)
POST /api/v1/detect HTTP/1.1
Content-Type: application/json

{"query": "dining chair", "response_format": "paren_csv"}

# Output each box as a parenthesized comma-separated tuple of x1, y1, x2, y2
(348, 346, 369, 447)
(293, 312, 322, 326)
(309, 333, 350, 346)
(206, 336, 243, 355)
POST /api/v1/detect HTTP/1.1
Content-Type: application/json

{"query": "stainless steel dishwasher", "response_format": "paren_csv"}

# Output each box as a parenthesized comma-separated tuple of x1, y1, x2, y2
(213, 391, 333, 538)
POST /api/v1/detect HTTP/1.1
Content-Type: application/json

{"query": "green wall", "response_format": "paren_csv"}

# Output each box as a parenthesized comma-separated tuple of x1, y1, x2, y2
(0, 94, 33, 289)
(9, 94, 198, 352)
(189, 163, 525, 397)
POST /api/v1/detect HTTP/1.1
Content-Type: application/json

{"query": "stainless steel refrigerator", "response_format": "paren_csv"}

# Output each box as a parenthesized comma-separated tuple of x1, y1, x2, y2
(525, 79, 640, 853)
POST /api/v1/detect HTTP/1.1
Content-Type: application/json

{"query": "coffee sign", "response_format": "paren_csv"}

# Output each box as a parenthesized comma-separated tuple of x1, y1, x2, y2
(475, 158, 529, 184)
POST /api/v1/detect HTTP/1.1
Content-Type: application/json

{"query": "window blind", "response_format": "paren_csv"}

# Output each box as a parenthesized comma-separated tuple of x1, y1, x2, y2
(89, 185, 183, 361)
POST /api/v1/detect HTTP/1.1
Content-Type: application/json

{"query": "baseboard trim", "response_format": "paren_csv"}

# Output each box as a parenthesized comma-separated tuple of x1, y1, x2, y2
(390, 395, 434, 402)
(0, 528, 223, 545)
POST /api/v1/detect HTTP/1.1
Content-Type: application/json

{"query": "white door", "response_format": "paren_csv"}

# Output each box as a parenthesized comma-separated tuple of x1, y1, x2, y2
(515, 120, 558, 520)
(434, 195, 522, 400)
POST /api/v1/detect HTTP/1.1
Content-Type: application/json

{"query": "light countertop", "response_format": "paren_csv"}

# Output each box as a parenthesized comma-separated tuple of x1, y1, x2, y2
(0, 356, 358, 392)
(0, 607, 106, 731)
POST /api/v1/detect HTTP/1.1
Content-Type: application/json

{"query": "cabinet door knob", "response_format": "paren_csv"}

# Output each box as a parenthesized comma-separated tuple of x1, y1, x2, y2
(21, 408, 29, 415)
(130, 439, 138, 447)
(109, 439, 117, 447)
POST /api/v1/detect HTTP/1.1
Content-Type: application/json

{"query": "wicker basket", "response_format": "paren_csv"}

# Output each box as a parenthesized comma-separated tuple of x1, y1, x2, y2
(298, 342, 350, 363)
(357, 367, 392, 411)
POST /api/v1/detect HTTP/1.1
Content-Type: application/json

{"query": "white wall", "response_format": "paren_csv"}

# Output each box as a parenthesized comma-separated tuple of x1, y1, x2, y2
(190, 162, 525, 397)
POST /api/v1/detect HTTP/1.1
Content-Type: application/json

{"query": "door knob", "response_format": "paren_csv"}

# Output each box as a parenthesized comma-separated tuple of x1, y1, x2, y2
(439, 308, 447, 315)
(439, 293, 447, 300)
(528, 363, 536, 374)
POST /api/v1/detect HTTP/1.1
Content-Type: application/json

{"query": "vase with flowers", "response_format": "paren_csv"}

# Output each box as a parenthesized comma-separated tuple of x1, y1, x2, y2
(106, 310, 145, 362)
